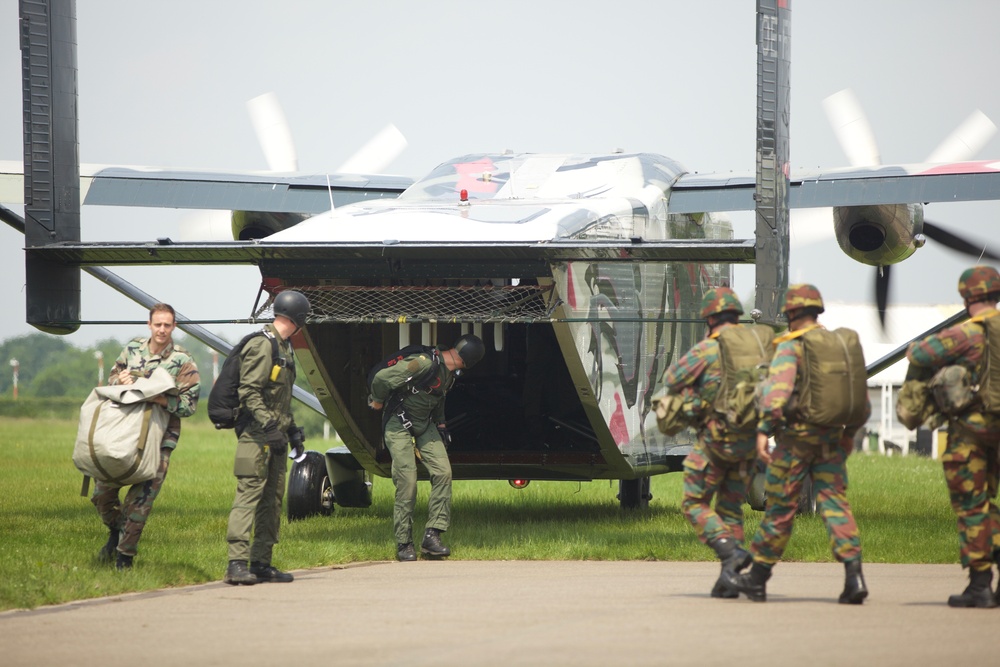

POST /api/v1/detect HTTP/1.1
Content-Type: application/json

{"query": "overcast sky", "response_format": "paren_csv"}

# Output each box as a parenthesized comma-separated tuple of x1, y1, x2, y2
(2, 0, 999, 349)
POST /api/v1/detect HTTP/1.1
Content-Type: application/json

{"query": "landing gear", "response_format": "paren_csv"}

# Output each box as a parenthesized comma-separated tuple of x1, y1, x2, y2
(617, 477, 652, 509)
(287, 451, 334, 521)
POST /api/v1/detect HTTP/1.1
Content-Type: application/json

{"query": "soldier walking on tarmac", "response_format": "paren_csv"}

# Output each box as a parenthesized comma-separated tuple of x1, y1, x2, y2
(224, 290, 310, 585)
(663, 287, 764, 598)
(906, 266, 1000, 608)
(727, 284, 870, 604)
(369, 334, 485, 562)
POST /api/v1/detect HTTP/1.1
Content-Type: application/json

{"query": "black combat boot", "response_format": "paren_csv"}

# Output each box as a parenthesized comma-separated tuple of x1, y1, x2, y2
(97, 527, 120, 564)
(839, 559, 868, 604)
(115, 552, 133, 571)
(250, 562, 294, 583)
(223, 560, 258, 585)
(709, 537, 751, 599)
(947, 568, 997, 608)
(396, 542, 417, 562)
(420, 528, 451, 559)
(727, 561, 771, 602)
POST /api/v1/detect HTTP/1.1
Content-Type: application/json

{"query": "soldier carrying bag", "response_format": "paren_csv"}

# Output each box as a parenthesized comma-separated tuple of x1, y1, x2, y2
(786, 327, 868, 428)
(73, 367, 178, 496)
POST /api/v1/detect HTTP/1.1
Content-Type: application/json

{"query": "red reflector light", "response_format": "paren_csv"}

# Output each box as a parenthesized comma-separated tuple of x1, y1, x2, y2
(508, 479, 530, 489)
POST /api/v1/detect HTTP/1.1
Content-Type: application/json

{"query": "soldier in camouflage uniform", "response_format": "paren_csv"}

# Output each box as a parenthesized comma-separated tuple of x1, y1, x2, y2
(663, 287, 755, 598)
(906, 266, 1000, 608)
(224, 291, 310, 585)
(92, 303, 200, 570)
(369, 334, 485, 561)
(727, 284, 870, 603)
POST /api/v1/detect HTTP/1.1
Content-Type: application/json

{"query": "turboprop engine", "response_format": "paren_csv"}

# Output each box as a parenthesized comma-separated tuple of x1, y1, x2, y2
(832, 202, 925, 266)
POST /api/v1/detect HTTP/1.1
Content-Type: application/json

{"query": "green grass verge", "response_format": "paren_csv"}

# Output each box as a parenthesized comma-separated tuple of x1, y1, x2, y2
(0, 418, 959, 610)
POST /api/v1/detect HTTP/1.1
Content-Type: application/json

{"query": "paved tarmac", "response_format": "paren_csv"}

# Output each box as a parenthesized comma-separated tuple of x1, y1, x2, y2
(1, 561, 996, 667)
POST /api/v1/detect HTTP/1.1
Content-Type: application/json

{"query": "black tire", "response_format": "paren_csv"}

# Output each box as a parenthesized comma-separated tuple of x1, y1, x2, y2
(745, 463, 767, 511)
(797, 475, 817, 515)
(617, 477, 652, 510)
(286, 451, 334, 521)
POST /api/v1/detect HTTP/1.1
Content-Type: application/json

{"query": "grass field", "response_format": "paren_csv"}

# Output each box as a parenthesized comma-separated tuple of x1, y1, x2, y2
(0, 417, 960, 611)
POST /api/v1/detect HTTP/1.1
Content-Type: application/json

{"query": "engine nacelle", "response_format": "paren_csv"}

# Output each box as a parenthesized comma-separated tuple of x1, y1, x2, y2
(231, 210, 308, 240)
(832, 202, 925, 267)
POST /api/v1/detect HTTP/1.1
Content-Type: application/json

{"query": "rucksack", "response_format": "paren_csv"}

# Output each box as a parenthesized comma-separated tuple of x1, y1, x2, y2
(712, 324, 776, 431)
(788, 327, 868, 427)
(971, 312, 1000, 414)
(366, 344, 441, 396)
(208, 330, 280, 429)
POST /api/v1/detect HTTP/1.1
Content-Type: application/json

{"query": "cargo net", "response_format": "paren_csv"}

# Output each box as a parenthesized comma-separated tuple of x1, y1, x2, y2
(253, 284, 559, 324)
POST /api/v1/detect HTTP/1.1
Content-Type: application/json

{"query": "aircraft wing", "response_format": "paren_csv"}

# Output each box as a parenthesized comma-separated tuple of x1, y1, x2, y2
(0, 161, 412, 212)
(26, 238, 756, 272)
(668, 160, 1000, 213)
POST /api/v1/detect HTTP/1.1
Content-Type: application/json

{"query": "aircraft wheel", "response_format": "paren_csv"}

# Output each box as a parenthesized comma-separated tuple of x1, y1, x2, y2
(287, 451, 334, 521)
(617, 477, 651, 510)
(745, 463, 766, 511)
(797, 475, 817, 515)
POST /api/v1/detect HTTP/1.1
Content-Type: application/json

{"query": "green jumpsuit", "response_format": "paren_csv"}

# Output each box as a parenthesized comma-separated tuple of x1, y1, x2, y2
(226, 325, 296, 564)
(370, 348, 454, 546)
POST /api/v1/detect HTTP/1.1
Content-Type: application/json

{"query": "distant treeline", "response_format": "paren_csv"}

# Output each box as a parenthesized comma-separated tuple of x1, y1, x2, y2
(0, 333, 332, 436)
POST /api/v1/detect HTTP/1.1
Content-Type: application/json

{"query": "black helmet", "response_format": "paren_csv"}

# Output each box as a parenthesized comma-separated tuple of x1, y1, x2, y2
(453, 334, 485, 369)
(273, 290, 311, 328)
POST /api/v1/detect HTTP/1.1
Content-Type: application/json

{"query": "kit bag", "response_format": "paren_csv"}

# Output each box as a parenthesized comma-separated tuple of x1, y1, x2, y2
(791, 327, 868, 427)
(73, 367, 177, 495)
(713, 324, 775, 431)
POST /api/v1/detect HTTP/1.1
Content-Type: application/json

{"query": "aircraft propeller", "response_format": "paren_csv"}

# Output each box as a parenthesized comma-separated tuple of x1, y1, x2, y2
(178, 93, 408, 241)
(823, 88, 998, 329)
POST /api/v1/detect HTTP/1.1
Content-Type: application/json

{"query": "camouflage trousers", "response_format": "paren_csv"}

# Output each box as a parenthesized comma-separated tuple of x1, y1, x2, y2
(682, 440, 755, 545)
(750, 438, 862, 566)
(941, 424, 1000, 571)
(91, 447, 172, 558)
(384, 416, 452, 546)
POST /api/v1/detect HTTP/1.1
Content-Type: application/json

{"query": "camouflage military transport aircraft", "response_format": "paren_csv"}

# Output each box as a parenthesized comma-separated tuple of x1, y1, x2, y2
(4, 0, 1000, 514)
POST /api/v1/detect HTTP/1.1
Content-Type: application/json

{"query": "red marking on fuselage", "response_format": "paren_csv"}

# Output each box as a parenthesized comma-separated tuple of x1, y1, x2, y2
(609, 393, 629, 446)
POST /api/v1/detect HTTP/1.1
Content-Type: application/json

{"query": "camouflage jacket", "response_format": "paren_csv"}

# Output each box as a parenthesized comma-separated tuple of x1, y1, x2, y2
(757, 325, 871, 445)
(664, 322, 749, 445)
(906, 309, 1000, 437)
(371, 347, 453, 435)
(109, 337, 200, 447)
(237, 324, 296, 437)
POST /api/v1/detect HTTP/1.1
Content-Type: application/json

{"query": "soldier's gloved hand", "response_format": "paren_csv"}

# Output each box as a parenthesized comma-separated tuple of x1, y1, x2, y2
(287, 424, 306, 460)
(263, 421, 287, 454)
(437, 423, 452, 448)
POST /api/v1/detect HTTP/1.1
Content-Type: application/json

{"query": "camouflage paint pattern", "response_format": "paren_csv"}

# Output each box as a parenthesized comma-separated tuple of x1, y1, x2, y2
(93, 336, 199, 558)
(906, 311, 1000, 570)
(92, 447, 171, 557)
(957, 265, 1000, 301)
(109, 336, 200, 447)
(749, 439, 862, 565)
(699, 287, 744, 318)
(665, 322, 755, 545)
(781, 283, 824, 313)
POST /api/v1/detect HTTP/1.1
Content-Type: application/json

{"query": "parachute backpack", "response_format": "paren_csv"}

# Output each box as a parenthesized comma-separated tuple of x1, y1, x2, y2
(970, 310, 1000, 414)
(712, 324, 775, 431)
(208, 330, 282, 429)
(787, 326, 868, 427)
(366, 344, 442, 398)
